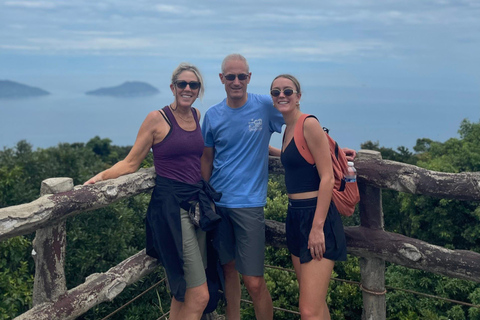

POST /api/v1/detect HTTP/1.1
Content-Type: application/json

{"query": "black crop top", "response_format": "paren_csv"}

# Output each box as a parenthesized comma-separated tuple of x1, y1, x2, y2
(280, 137, 320, 194)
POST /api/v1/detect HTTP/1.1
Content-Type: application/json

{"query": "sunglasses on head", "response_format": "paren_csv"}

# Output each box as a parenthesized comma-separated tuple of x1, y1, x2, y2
(270, 88, 297, 97)
(175, 81, 201, 90)
(224, 73, 249, 81)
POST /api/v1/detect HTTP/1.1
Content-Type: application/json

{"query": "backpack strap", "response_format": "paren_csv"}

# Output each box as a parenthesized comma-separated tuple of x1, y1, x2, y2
(294, 114, 317, 165)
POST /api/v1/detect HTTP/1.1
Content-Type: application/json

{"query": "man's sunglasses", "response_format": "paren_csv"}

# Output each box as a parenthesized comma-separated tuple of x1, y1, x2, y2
(224, 73, 249, 81)
(270, 88, 297, 97)
(175, 81, 201, 90)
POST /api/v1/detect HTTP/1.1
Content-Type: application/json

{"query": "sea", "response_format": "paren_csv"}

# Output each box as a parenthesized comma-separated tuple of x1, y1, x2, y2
(1, 84, 478, 152)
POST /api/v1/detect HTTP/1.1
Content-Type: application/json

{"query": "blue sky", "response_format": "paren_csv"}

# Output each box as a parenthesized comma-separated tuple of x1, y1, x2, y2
(1, 0, 479, 149)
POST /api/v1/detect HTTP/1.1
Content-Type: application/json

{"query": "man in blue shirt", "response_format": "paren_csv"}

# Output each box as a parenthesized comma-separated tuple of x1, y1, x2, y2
(201, 54, 283, 320)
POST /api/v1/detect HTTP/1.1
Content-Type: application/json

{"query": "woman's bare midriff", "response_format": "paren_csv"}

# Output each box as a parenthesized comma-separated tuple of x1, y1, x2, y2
(288, 190, 318, 200)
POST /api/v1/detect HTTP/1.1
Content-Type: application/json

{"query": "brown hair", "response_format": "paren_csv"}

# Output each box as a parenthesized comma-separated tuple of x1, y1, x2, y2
(270, 74, 301, 94)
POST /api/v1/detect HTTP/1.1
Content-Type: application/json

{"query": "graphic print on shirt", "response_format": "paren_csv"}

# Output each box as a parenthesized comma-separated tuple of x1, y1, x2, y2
(248, 118, 263, 132)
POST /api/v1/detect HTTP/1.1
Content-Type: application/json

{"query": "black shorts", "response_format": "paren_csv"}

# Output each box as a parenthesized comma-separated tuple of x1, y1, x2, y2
(286, 198, 347, 264)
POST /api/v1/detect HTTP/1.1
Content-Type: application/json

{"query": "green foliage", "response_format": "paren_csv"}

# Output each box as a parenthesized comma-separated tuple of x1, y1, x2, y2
(381, 120, 480, 252)
(468, 288, 480, 320)
(2, 119, 480, 319)
(267, 267, 300, 319)
(361, 140, 417, 165)
(362, 119, 480, 319)
(0, 138, 156, 319)
(86, 136, 113, 160)
(328, 257, 363, 319)
(265, 179, 289, 223)
(414, 119, 480, 173)
(0, 139, 106, 207)
(86, 135, 133, 164)
(65, 194, 149, 288)
(385, 264, 478, 320)
(0, 237, 34, 320)
(0, 165, 25, 208)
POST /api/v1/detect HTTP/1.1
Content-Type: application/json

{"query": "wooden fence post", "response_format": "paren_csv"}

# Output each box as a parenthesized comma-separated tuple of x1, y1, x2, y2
(357, 150, 386, 320)
(32, 178, 73, 306)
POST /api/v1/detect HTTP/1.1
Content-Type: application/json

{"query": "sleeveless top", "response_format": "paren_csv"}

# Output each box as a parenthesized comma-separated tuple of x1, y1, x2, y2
(281, 137, 321, 194)
(152, 106, 203, 184)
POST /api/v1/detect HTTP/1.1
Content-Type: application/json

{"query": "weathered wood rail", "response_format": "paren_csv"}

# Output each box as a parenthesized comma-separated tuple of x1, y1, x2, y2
(1, 150, 480, 320)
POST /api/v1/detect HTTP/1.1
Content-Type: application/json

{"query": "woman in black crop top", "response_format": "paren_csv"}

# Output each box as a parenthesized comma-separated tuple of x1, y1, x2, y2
(271, 74, 351, 319)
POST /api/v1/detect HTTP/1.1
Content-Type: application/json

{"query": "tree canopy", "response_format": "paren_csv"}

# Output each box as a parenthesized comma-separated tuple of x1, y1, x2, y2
(1, 119, 479, 319)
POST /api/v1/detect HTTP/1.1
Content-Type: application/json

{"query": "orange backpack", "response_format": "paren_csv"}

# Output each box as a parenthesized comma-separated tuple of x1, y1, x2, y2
(294, 114, 360, 216)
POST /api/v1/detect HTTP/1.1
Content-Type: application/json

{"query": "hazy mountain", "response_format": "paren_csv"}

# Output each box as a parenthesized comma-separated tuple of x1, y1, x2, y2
(0, 80, 50, 99)
(85, 81, 160, 97)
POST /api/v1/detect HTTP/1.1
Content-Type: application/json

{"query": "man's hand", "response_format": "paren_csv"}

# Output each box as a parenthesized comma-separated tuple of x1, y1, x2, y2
(268, 145, 281, 157)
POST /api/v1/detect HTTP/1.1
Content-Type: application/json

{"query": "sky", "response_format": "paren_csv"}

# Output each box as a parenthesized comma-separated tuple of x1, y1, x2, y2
(1, 0, 479, 149)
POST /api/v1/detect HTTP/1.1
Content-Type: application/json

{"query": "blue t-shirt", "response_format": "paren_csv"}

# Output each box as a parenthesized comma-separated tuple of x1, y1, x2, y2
(202, 93, 284, 208)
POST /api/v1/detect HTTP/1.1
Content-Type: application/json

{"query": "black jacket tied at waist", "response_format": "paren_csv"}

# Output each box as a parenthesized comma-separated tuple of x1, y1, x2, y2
(145, 175, 222, 303)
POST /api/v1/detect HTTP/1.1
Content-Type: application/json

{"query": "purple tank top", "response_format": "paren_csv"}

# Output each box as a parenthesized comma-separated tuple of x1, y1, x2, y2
(152, 106, 204, 184)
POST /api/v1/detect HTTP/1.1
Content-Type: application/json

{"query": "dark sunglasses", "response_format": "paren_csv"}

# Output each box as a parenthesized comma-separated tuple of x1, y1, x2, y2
(270, 88, 297, 97)
(175, 81, 201, 90)
(224, 73, 249, 81)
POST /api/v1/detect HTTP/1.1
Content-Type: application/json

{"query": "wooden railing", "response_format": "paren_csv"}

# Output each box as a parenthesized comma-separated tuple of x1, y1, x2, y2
(1, 150, 480, 319)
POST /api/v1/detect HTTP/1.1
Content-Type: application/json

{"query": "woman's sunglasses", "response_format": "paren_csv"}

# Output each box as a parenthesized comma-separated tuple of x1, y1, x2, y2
(175, 81, 201, 90)
(224, 73, 249, 81)
(270, 88, 297, 97)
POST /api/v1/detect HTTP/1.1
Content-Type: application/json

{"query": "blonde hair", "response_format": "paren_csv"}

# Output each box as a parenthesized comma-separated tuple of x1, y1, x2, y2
(171, 62, 205, 99)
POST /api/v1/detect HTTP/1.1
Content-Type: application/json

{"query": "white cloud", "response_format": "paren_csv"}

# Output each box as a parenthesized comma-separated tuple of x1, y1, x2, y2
(26, 37, 154, 51)
(0, 44, 40, 50)
(4, 1, 57, 8)
(0, 0, 478, 66)
(70, 31, 128, 36)
(155, 4, 183, 14)
(6, 24, 27, 30)
(256, 9, 443, 26)
(154, 4, 212, 16)
(292, 40, 387, 56)
(235, 39, 389, 61)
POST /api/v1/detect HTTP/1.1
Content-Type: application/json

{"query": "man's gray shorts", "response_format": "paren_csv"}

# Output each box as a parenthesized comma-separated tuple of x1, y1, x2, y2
(215, 206, 265, 276)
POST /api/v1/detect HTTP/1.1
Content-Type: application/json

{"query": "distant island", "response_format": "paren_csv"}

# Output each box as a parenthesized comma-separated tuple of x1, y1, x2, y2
(0, 80, 50, 99)
(85, 81, 160, 97)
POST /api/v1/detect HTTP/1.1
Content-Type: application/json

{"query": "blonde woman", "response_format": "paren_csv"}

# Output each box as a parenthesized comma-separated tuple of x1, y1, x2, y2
(85, 63, 220, 320)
